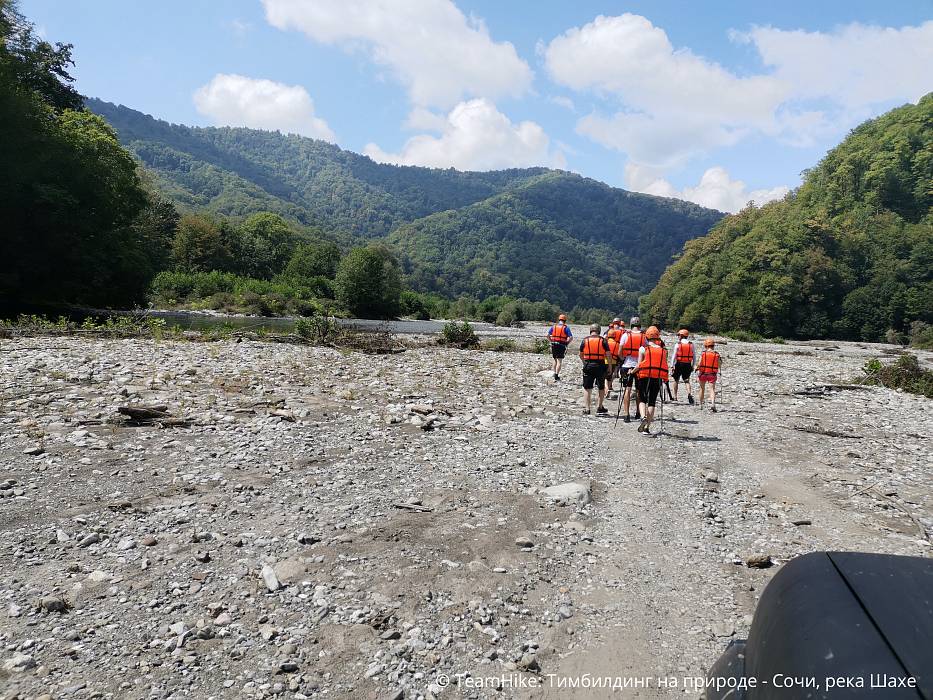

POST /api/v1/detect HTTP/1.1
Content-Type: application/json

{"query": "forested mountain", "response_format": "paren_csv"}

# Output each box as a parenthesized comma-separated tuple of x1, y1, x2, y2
(642, 95, 932, 342)
(88, 99, 549, 238)
(390, 172, 722, 310)
(87, 99, 724, 313)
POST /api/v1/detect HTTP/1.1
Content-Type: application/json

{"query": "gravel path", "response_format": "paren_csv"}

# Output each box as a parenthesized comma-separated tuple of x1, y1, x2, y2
(1, 334, 929, 699)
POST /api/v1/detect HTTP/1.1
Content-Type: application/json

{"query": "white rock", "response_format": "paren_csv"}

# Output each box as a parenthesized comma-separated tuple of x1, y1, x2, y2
(261, 564, 281, 592)
(541, 482, 592, 505)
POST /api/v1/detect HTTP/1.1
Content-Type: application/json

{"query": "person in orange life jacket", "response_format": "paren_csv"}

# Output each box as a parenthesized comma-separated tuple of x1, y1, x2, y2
(618, 316, 645, 423)
(604, 318, 625, 396)
(671, 328, 696, 404)
(579, 324, 611, 415)
(546, 314, 573, 380)
(697, 338, 722, 412)
(634, 326, 668, 435)
(603, 329, 622, 397)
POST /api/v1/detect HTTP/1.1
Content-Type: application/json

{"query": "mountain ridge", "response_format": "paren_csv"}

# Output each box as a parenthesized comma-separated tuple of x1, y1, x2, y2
(88, 98, 726, 312)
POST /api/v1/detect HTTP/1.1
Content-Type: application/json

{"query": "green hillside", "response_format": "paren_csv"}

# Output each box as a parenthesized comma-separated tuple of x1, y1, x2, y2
(391, 172, 722, 310)
(88, 99, 548, 237)
(643, 95, 933, 342)
(87, 100, 724, 314)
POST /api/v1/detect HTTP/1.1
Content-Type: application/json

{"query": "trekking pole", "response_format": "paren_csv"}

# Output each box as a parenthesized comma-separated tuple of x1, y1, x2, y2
(614, 383, 624, 427)
(658, 384, 665, 438)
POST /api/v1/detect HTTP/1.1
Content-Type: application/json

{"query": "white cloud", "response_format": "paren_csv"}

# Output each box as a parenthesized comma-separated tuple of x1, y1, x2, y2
(625, 163, 789, 213)
(229, 19, 253, 38)
(544, 14, 932, 175)
(364, 98, 564, 171)
(193, 74, 335, 142)
(741, 21, 933, 108)
(549, 95, 576, 112)
(544, 15, 788, 169)
(262, 0, 532, 109)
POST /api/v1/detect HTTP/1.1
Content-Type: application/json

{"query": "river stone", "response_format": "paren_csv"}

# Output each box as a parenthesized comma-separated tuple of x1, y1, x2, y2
(541, 482, 591, 505)
(261, 564, 281, 592)
(272, 559, 306, 585)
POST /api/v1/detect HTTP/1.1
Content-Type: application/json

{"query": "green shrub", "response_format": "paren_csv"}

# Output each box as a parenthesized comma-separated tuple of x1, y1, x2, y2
(724, 329, 764, 342)
(909, 321, 933, 350)
(481, 338, 517, 352)
(861, 354, 933, 398)
(294, 315, 341, 344)
(442, 321, 478, 347)
(532, 338, 551, 354)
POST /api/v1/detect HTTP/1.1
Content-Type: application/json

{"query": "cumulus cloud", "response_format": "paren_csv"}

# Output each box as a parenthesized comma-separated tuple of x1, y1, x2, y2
(545, 14, 932, 173)
(544, 15, 788, 169)
(625, 163, 789, 213)
(740, 21, 933, 108)
(261, 0, 532, 109)
(194, 74, 335, 141)
(364, 98, 564, 171)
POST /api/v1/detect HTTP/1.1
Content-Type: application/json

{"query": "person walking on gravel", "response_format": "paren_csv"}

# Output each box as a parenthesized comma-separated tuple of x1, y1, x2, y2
(671, 328, 696, 404)
(547, 314, 573, 380)
(634, 326, 668, 435)
(618, 316, 645, 423)
(697, 338, 722, 412)
(580, 324, 610, 415)
(604, 319, 625, 396)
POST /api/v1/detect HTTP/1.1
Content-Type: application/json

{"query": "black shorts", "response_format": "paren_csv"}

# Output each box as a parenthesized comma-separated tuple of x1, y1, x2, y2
(637, 377, 662, 407)
(672, 362, 693, 382)
(582, 361, 606, 390)
(551, 343, 567, 359)
(619, 366, 637, 387)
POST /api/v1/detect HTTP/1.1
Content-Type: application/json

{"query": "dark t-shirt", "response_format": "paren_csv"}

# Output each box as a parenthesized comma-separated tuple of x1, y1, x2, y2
(579, 336, 610, 363)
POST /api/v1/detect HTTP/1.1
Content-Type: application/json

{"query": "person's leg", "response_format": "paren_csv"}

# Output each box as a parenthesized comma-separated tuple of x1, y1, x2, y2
(698, 379, 706, 408)
(622, 375, 632, 417)
(686, 372, 693, 401)
(672, 377, 680, 401)
(555, 356, 562, 376)
(597, 385, 606, 410)
(710, 379, 717, 411)
(583, 387, 591, 412)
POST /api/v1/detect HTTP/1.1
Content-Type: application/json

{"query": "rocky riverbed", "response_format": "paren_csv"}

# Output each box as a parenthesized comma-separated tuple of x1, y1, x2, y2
(1, 333, 930, 699)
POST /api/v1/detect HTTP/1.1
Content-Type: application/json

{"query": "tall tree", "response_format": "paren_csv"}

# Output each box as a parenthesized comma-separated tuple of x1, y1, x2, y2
(335, 245, 402, 318)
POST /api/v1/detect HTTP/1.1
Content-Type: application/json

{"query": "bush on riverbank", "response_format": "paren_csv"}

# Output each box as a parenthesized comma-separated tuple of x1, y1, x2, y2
(150, 270, 340, 317)
(861, 354, 933, 398)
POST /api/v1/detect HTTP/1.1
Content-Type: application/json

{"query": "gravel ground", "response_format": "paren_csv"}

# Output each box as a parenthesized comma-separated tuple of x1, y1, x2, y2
(1, 332, 930, 699)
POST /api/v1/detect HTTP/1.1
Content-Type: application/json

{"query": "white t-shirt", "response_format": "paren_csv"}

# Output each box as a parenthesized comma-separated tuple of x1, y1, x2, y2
(619, 330, 640, 368)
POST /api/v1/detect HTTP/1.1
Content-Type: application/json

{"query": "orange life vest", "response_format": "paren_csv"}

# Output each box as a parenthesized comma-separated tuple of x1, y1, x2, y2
(549, 323, 569, 344)
(675, 341, 695, 364)
(637, 345, 669, 380)
(698, 350, 720, 374)
(581, 336, 606, 362)
(606, 327, 623, 343)
(607, 337, 620, 361)
(621, 330, 645, 358)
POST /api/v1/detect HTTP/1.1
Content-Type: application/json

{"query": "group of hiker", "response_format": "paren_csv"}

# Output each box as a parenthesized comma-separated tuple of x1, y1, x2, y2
(547, 315, 722, 436)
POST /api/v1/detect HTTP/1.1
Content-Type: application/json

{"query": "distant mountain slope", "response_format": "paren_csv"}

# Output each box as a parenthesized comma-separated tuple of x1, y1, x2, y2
(642, 94, 932, 341)
(391, 172, 723, 309)
(88, 99, 548, 237)
(89, 99, 725, 312)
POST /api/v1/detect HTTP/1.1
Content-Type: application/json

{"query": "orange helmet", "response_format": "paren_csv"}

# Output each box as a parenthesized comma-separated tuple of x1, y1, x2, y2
(645, 325, 661, 340)
(678, 328, 689, 337)
(704, 338, 716, 347)
(558, 314, 567, 321)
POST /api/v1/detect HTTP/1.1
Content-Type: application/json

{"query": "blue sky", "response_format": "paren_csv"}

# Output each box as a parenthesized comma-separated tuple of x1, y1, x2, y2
(22, 0, 932, 212)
